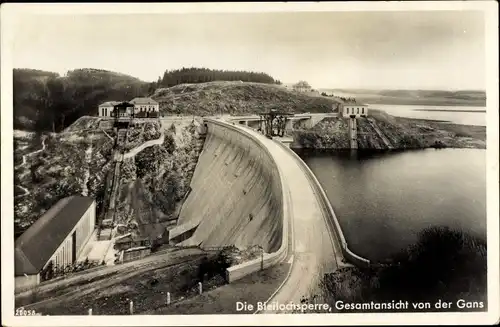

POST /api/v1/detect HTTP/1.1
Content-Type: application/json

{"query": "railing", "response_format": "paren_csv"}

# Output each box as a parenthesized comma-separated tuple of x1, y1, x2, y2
(121, 131, 164, 160)
(201, 245, 235, 251)
(203, 119, 290, 282)
(274, 139, 371, 268)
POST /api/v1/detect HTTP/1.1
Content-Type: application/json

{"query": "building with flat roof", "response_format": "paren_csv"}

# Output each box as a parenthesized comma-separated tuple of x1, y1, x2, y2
(339, 101, 369, 118)
(130, 97, 160, 118)
(98, 97, 160, 118)
(15, 196, 96, 293)
(98, 101, 121, 117)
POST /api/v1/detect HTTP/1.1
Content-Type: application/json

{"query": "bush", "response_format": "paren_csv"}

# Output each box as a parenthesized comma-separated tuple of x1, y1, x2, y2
(197, 252, 232, 282)
(41, 259, 102, 282)
(321, 226, 487, 309)
(376, 226, 486, 303)
(455, 131, 472, 138)
(135, 145, 167, 178)
(399, 134, 423, 148)
(163, 133, 176, 154)
(143, 122, 161, 141)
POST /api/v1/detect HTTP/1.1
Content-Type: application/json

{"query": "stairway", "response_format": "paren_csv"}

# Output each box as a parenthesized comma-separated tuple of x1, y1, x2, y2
(367, 118, 394, 150)
(348, 118, 358, 149)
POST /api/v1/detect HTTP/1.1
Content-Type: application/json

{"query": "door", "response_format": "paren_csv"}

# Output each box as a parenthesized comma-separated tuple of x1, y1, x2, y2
(72, 231, 77, 263)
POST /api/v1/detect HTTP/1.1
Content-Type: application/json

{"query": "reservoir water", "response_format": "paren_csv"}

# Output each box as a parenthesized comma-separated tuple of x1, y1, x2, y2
(300, 148, 487, 262)
(369, 104, 486, 126)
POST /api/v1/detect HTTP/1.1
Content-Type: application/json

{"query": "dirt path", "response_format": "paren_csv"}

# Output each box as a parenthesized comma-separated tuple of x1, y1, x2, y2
(19, 136, 47, 167)
(15, 136, 47, 197)
(17, 185, 30, 197)
(81, 142, 93, 196)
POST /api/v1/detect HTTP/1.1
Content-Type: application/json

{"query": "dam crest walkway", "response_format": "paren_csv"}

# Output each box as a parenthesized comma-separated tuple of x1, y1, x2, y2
(219, 121, 346, 312)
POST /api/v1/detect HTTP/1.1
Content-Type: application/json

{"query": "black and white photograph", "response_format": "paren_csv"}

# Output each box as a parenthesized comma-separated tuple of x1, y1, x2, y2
(1, 2, 498, 326)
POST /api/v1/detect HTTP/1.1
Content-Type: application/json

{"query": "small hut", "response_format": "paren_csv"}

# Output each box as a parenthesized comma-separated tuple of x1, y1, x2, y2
(113, 101, 135, 128)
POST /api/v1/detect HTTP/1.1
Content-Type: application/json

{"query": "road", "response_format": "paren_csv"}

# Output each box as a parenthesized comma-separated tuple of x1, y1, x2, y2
(15, 247, 207, 308)
(233, 125, 343, 313)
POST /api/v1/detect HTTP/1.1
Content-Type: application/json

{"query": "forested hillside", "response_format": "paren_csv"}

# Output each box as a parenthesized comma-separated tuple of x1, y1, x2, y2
(157, 67, 281, 87)
(13, 68, 151, 132)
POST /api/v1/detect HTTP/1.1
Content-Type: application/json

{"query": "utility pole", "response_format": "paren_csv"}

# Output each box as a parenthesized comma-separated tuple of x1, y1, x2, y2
(257, 245, 264, 271)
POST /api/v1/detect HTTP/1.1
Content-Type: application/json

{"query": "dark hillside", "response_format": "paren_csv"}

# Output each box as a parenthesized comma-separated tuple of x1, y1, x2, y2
(13, 68, 150, 132)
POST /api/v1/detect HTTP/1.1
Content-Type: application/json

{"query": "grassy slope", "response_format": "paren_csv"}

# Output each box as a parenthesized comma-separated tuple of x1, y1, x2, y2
(147, 262, 290, 314)
(152, 81, 342, 116)
(20, 249, 220, 315)
(293, 109, 486, 150)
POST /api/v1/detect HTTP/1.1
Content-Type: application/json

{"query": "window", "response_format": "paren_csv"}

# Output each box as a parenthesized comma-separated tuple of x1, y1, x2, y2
(362, 108, 364, 114)
(357, 108, 359, 114)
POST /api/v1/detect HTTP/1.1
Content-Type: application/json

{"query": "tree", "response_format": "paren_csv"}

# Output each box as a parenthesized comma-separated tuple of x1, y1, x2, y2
(376, 226, 487, 303)
(159, 67, 278, 87)
(14, 68, 150, 132)
(163, 133, 176, 154)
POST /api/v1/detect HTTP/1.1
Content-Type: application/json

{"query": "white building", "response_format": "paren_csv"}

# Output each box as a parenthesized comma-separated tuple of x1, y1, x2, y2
(130, 97, 159, 116)
(341, 103, 369, 118)
(98, 101, 121, 117)
(15, 196, 96, 293)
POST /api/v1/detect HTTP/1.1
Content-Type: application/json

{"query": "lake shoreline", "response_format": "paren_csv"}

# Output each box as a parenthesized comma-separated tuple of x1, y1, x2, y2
(301, 147, 486, 262)
(413, 109, 486, 113)
(292, 147, 486, 158)
(292, 110, 486, 151)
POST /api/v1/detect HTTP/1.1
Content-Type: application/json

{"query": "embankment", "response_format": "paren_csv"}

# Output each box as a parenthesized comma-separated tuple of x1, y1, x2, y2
(172, 121, 283, 254)
(292, 110, 486, 150)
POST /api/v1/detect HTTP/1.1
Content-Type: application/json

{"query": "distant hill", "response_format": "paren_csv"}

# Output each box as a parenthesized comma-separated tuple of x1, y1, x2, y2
(152, 81, 342, 116)
(13, 68, 151, 132)
(319, 88, 486, 107)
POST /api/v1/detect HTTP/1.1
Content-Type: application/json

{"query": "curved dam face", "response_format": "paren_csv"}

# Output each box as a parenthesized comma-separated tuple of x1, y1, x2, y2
(171, 121, 283, 253)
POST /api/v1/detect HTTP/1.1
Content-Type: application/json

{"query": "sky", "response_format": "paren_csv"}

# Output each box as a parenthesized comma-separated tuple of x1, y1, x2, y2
(11, 10, 486, 90)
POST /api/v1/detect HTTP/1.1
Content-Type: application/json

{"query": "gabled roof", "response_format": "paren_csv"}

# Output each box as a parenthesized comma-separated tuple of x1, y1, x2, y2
(99, 101, 121, 107)
(129, 97, 158, 105)
(15, 196, 95, 276)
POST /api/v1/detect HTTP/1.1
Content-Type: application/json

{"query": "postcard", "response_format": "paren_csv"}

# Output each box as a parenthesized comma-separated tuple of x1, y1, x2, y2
(1, 1, 498, 326)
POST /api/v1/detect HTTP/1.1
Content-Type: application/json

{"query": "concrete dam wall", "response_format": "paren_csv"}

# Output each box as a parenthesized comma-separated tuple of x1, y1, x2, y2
(170, 121, 283, 253)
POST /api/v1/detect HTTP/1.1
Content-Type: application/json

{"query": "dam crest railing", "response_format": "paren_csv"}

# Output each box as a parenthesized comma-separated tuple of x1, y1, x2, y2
(203, 118, 290, 282)
(273, 139, 371, 268)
